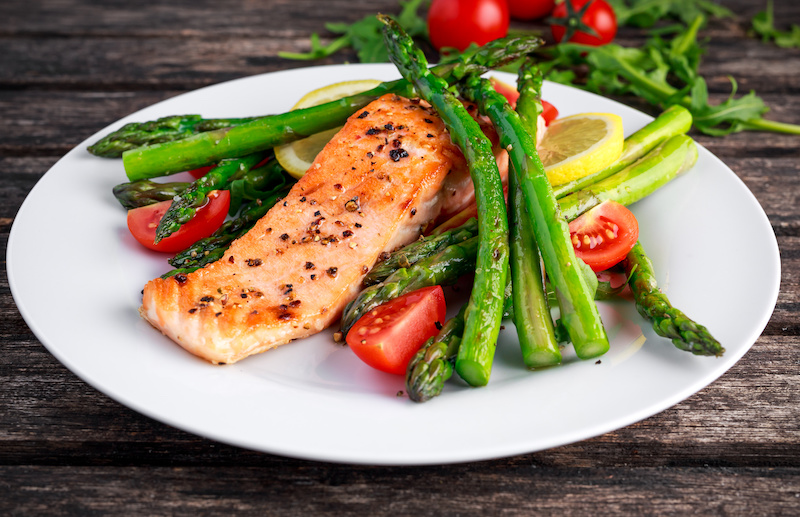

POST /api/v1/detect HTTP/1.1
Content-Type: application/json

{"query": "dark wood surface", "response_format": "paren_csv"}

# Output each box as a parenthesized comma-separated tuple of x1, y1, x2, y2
(2, 0, 798, 514)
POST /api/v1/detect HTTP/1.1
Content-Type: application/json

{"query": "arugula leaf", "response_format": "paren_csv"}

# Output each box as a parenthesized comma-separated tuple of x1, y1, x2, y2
(689, 77, 769, 136)
(541, 17, 800, 135)
(280, 0, 428, 62)
(752, 0, 800, 49)
(606, 0, 732, 28)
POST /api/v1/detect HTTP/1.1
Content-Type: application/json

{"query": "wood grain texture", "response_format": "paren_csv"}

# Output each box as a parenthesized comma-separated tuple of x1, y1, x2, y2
(1, 0, 799, 514)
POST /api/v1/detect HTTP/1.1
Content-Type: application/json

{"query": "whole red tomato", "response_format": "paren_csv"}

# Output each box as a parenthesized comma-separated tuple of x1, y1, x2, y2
(428, 0, 510, 52)
(507, 0, 556, 21)
(550, 0, 617, 46)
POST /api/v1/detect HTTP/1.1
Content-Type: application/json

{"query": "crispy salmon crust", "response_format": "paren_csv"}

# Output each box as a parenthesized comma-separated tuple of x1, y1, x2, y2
(141, 94, 505, 364)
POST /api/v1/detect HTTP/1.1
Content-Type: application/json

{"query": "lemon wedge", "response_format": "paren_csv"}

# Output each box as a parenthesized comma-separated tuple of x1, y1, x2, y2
(275, 79, 383, 179)
(538, 113, 624, 186)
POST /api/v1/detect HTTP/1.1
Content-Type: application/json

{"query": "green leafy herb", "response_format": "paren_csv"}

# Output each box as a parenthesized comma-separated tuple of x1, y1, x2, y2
(752, 0, 800, 49)
(541, 16, 800, 135)
(606, 0, 733, 28)
(279, 0, 428, 62)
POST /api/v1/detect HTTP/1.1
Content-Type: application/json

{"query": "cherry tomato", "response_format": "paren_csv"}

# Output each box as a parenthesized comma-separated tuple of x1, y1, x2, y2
(550, 0, 617, 46)
(346, 286, 447, 375)
(428, 0, 510, 52)
(127, 190, 230, 253)
(507, 0, 556, 21)
(488, 78, 559, 125)
(569, 200, 639, 272)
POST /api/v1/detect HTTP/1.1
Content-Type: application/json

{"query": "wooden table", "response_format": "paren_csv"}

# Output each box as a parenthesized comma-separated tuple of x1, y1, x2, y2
(2, 0, 798, 513)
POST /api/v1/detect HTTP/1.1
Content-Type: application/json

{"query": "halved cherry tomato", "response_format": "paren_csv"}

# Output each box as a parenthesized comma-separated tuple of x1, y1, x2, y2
(127, 190, 230, 253)
(550, 0, 617, 46)
(507, 0, 556, 21)
(346, 286, 446, 375)
(569, 200, 639, 272)
(489, 78, 559, 125)
(428, 0, 509, 52)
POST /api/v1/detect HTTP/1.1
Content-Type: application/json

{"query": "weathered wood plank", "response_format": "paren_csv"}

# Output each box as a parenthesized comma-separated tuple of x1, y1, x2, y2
(0, 465, 798, 516)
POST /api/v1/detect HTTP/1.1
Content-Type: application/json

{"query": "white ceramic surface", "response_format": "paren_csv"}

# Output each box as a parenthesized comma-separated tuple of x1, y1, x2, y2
(7, 64, 780, 465)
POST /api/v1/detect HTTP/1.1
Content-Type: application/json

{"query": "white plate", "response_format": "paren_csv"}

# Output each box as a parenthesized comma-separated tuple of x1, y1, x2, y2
(7, 64, 780, 465)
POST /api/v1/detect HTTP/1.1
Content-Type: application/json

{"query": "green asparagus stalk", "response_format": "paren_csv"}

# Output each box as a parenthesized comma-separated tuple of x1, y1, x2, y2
(622, 242, 724, 357)
(510, 70, 561, 369)
(88, 115, 259, 158)
(558, 134, 698, 222)
(363, 218, 478, 287)
(460, 62, 607, 361)
(381, 16, 509, 387)
(168, 184, 291, 270)
(154, 152, 267, 243)
(552, 105, 693, 198)
(406, 304, 467, 403)
(122, 35, 543, 181)
(341, 236, 479, 336)
(112, 179, 190, 209)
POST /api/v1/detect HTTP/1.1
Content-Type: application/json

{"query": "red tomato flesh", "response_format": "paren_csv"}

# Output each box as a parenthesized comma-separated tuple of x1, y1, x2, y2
(346, 286, 447, 375)
(428, 0, 510, 52)
(127, 190, 230, 253)
(569, 200, 639, 272)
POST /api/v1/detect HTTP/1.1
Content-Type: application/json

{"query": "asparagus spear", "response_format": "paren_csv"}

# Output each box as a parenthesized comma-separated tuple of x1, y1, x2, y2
(363, 218, 478, 287)
(88, 115, 259, 158)
(509, 69, 561, 368)
(381, 16, 510, 387)
(168, 183, 291, 270)
(361, 127, 697, 318)
(622, 242, 724, 357)
(558, 134, 698, 222)
(459, 62, 608, 361)
(122, 35, 543, 181)
(406, 304, 467, 403)
(154, 152, 267, 243)
(341, 236, 479, 336)
(112, 179, 190, 209)
(552, 105, 693, 198)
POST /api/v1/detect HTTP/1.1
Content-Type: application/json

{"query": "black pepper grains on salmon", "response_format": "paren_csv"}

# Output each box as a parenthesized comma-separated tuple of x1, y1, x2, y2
(343, 230, 354, 238)
(246, 258, 263, 267)
(389, 149, 408, 162)
(358, 111, 369, 118)
(305, 261, 315, 270)
(327, 267, 338, 278)
(366, 127, 380, 135)
(280, 233, 290, 241)
(174, 274, 188, 284)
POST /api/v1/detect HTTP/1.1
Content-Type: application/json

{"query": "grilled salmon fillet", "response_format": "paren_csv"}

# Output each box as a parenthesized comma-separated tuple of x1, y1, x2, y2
(140, 94, 507, 364)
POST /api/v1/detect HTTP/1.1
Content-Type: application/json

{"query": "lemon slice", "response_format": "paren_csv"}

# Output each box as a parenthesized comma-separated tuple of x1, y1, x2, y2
(275, 79, 383, 178)
(538, 113, 624, 186)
